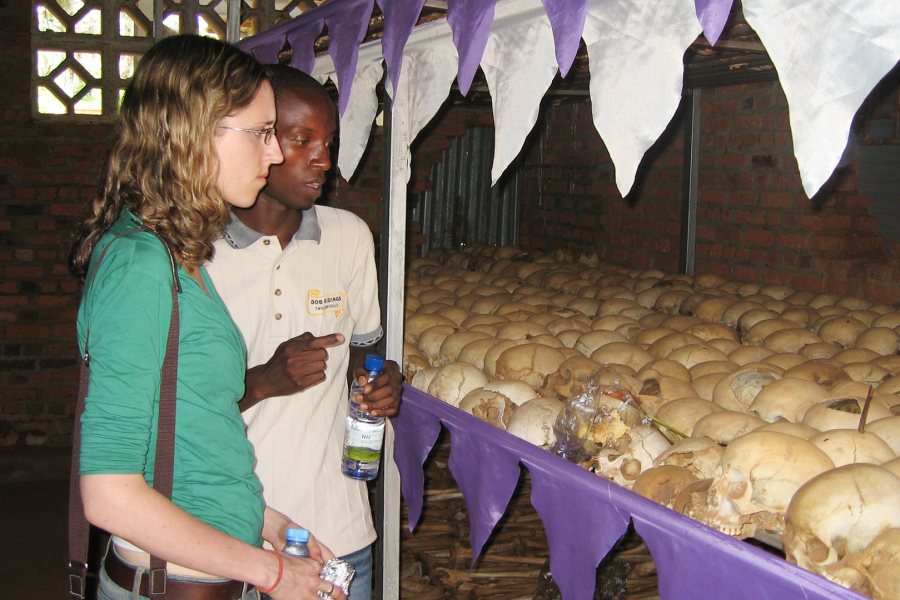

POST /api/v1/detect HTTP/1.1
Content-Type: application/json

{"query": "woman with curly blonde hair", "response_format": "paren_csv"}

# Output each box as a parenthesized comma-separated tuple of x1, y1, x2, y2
(70, 35, 346, 600)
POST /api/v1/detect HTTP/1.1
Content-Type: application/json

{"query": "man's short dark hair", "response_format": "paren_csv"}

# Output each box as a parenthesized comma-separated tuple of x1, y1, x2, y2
(264, 63, 331, 101)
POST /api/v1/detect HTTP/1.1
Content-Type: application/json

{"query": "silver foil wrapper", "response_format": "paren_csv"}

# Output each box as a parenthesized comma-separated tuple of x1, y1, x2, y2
(317, 558, 355, 599)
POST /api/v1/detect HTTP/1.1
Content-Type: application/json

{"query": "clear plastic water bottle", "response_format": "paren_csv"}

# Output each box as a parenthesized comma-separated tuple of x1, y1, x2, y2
(282, 527, 310, 557)
(341, 354, 385, 480)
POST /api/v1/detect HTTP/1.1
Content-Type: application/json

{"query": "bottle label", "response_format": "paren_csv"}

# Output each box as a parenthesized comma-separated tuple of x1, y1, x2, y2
(344, 426, 384, 450)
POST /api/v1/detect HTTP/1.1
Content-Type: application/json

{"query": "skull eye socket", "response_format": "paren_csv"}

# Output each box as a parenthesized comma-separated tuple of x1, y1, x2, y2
(802, 536, 831, 563)
(726, 479, 748, 499)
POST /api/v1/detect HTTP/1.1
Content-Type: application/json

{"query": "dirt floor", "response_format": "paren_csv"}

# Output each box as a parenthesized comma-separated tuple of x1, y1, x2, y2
(0, 446, 71, 598)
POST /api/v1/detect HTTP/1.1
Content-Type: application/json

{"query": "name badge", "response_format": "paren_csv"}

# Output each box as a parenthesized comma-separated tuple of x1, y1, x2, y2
(307, 289, 346, 316)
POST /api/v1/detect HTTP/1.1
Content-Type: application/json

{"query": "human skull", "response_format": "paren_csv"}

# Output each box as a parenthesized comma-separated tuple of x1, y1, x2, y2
(647, 332, 704, 359)
(841, 362, 891, 387)
(455, 338, 496, 370)
(584, 388, 644, 447)
(691, 410, 766, 444)
(593, 424, 672, 487)
(691, 372, 730, 403)
(457, 387, 517, 429)
(666, 345, 730, 372)
(403, 342, 430, 380)
(506, 397, 564, 448)
(765, 353, 807, 371)
(638, 375, 697, 404)
(638, 360, 691, 383)
(883, 457, 900, 478)
(654, 436, 724, 480)
(482, 339, 527, 377)
(481, 379, 539, 406)
(783, 464, 900, 576)
(824, 528, 900, 600)
(494, 320, 548, 340)
(631, 465, 700, 508)
(712, 365, 782, 412)
(425, 363, 488, 407)
(762, 327, 823, 354)
(589, 342, 654, 373)
(405, 313, 456, 344)
(545, 355, 602, 399)
(574, 330, 628, 356)
(808, 430, 896, 467)
(410, 366, 439, 393)
(436, 331, 491, 367)
(494, 343, 566, 392)
(756, 420, 820, 439)
(868, 416, 900, 455)
(783, 359, 849, 388)
(654, 398, 723, 442)
(802, 397, 893, 432)
(817, 316, 868, 348)
(688, 360, 738, 381)
(855, 327, 898, 356)
(728, 345, 775, 366)
(742, 318, 796, 346)
(700, 431, 834, 538)
(592, 366, 643, 397)
(417, 324, 457, 366)
(749, 377, 831, 423)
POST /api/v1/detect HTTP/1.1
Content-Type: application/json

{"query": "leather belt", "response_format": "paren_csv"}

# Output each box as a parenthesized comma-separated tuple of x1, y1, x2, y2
(104, 548, 247, 600)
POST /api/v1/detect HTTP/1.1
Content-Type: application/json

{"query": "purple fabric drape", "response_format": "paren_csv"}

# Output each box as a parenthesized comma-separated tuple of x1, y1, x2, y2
(444, 414, 522, 563)
(376, 0, 427, 101)
(237, 0, 372, 115)
(541, 0, 588, 76)
(447, 0, 498, 96)
(694, 0, 734, 45)
(393, 386, 866, 600)
(326, 0, 374, 114)
(525, 455, 630, 600)
(286, 20, 326, 74)
(391, 394, 443, 532)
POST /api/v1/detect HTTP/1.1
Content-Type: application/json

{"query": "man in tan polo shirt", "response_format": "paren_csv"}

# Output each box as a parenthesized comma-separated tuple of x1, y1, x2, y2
(208, 64, 402, 600)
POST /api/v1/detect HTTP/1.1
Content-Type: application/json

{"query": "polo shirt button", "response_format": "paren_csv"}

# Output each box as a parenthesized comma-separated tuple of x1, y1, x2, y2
(263, 239, 271, 245)
(274, 313, 282, 320)
(274, 289, 282, 296)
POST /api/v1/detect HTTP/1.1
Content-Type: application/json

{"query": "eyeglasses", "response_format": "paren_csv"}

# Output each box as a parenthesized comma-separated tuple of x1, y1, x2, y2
(217, 125, 276, 145)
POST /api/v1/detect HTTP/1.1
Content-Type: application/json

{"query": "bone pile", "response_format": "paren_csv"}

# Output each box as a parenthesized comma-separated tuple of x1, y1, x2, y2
(404, 245, 900, 600)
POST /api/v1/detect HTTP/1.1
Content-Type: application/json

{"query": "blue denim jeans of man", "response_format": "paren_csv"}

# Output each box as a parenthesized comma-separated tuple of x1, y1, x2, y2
(96, 548, 259, 600)
(262, 544, 372, 600)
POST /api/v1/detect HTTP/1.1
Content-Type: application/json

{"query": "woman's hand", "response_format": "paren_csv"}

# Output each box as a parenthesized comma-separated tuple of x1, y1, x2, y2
(262, 507, 335, 563)
(305, 531, 335, 563)
(269, 554, 346, 600)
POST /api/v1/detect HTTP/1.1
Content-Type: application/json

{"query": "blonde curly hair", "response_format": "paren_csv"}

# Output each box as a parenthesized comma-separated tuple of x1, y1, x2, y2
(70, 35, 269, 276)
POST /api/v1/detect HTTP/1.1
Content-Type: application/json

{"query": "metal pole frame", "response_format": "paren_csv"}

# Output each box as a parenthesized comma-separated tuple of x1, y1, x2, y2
(679, 88, 700, 275)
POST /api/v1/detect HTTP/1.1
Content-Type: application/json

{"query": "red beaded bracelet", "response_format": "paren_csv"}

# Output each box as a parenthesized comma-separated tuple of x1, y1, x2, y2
(257, 549, 283, 594)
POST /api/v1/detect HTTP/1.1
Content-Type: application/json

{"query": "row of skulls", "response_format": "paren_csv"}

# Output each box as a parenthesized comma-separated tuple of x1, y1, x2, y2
(403, 245, 900, 599)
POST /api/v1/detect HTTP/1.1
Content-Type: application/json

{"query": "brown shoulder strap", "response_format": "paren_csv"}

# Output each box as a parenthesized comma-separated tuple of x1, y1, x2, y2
(68, 226, 180, 598)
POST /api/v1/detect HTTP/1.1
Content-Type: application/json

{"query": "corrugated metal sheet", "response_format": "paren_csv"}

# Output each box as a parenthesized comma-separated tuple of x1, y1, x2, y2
(412, 126, 520, 255)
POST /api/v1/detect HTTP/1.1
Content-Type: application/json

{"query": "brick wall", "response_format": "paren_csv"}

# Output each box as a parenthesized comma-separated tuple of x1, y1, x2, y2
(513, 80, 900, 305)
(0, 0, 115, 446)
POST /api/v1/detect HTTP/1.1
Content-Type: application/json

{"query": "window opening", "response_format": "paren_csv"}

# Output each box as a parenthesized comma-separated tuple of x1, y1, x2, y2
(31, 0, 313, 120)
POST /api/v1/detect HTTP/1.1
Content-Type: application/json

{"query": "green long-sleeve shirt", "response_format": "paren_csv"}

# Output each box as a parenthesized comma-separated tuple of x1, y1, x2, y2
(77, 209, 263, 545)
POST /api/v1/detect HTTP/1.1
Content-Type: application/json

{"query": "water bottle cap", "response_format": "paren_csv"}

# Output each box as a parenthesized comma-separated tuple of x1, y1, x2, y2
(364, 354, 384, 372)
(285, 527, 310, 543)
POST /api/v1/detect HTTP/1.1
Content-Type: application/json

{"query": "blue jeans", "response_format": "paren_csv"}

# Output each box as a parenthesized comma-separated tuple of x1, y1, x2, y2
(342, 545, 372, 600)
(97, 548, 258, 600)
(262, 545, 372, 600)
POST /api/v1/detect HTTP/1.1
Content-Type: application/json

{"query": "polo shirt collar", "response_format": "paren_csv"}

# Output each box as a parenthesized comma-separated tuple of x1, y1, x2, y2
(223, 206, 321, 249)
